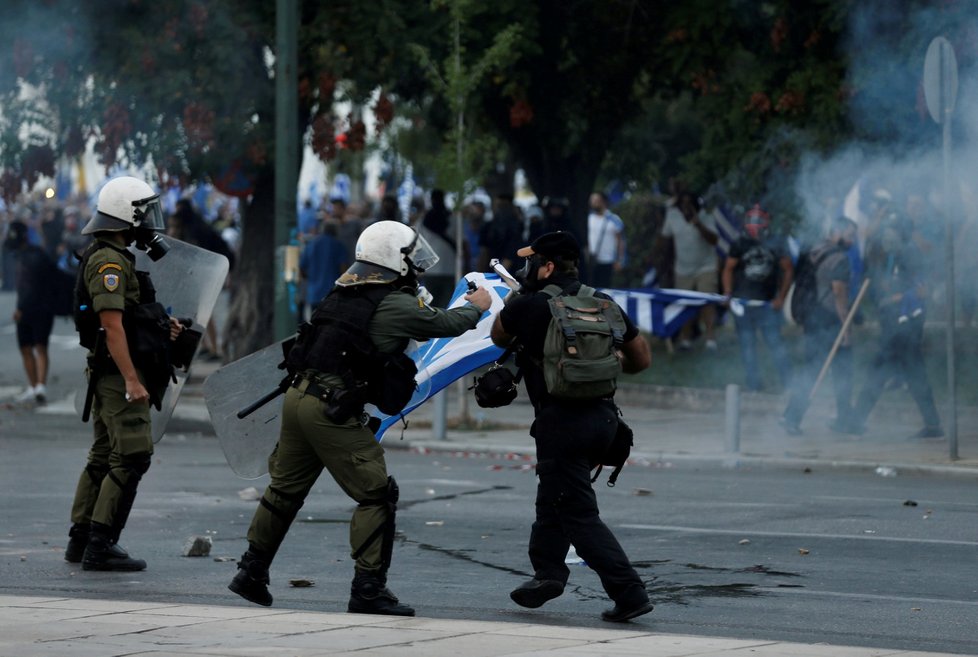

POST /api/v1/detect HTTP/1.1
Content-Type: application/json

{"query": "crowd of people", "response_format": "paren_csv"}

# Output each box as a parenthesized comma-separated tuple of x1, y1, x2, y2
(1, 170, 971, 626)
(4, 174, 970, 444)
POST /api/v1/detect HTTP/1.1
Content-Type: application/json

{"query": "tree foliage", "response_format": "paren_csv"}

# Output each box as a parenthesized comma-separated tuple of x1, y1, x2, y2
(4, 1, 976, 351)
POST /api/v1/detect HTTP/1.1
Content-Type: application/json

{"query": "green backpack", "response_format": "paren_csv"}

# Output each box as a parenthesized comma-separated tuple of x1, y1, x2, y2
(540, 284, 627, 399)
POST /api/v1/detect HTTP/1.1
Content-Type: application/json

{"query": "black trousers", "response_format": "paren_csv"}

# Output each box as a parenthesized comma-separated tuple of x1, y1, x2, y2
(852, 316, 940, 429)
(784, 321, 853, 427)
(528, 400, 647, 605)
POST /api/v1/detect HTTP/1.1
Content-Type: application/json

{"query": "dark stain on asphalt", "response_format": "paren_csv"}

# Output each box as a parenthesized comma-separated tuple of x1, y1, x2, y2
(398, 485, 514, 510)
(413, 541, 531, 577)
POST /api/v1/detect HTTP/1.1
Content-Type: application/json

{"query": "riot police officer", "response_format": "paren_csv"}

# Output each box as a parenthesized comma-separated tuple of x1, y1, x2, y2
(64, 176, 183, 571)
(228, 220, 491, 616)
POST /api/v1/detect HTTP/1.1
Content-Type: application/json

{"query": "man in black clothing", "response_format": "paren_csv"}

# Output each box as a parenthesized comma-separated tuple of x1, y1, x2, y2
(781, 217, 857, 435)
(490, 231, 654, 623)
(846, 214, 942, 438)
(5, 220, 57, 404)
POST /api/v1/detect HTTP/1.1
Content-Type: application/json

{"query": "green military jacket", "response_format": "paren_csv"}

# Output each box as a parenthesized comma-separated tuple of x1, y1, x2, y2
(84, 239, 139, 314)
(307, 287, 482, 389)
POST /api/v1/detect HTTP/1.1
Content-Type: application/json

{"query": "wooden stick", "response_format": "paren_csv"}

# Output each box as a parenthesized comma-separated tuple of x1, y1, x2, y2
(808, 278, 872, 402)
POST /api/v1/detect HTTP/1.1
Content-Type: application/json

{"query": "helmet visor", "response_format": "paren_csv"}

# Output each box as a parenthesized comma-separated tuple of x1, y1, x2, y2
(407, 231, 439, 272)
(133, 194, 165, 231)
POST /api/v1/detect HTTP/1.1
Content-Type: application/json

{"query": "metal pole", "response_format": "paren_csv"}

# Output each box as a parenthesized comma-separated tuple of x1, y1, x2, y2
(943, 91, 958, 460)
(273, 0, 298, 342)
(725, 384, 740, 454)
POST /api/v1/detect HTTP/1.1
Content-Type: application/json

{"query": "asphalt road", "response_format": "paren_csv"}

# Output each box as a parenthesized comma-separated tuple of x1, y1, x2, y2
(1, 414, 976, 654)
(1, 291, 976, 655)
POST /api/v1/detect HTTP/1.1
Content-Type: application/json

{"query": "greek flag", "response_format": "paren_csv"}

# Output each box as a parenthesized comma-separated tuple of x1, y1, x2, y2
(712, 204, 742, 256)
(373, 275, 726, 439)
(375, 273, 508, 439)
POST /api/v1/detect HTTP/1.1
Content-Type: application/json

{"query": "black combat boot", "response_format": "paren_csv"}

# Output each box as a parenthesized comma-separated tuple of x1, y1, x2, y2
(348, 572, 415, 616)
(64, 523, 90, 563)
(228, 549, 273, 607)
(82, 525, 146, 571)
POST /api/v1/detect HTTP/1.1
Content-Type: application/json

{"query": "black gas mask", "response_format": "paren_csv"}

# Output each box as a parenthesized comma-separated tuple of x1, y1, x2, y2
(514, 254, 547, 293)
(132, 227, 170, 261)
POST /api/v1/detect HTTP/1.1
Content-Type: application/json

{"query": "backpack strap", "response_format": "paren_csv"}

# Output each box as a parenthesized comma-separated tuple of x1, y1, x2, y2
(580, 285, 626, 347)
(540, 283, 564, 299)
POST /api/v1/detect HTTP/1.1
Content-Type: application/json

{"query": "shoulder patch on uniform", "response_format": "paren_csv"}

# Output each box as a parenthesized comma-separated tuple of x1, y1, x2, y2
(103, 273, 120, 292)
(98, 262, 123, 274)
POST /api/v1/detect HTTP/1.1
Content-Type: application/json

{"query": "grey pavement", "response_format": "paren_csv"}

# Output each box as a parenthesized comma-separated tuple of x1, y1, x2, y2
(0, 594, 966, 657)
(2, 289, 977, 655)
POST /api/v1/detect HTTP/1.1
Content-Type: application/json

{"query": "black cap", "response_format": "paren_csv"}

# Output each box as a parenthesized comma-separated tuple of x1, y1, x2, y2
(516, 231, 579, 259)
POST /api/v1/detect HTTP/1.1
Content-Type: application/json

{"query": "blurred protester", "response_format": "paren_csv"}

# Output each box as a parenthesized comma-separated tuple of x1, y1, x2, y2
(298, 221, 348, 318)
(525, 205, 546, 243)
(5, 220, 57, 404)
(419, 189, 457, 305)
(659, 191, 719, 350)
(373, 195, 402, 225)
(479, 193, 523, 271)
(40, 204, 65, 260)
(721, 205, 793, 392)
(57, 205, 90, 275)
(297, 198, 319, 238)
(423, 190, 453, 242)
(586, 192, 625, 288)
(331, 197, 363, 260)
(407, 196, 425, 227)
(904, 192, 941, 286)
(542, 197, 574, 237)
(843, 213, 942, 439)
(463, 200, 486, 271)
(781, 217, 858, 436)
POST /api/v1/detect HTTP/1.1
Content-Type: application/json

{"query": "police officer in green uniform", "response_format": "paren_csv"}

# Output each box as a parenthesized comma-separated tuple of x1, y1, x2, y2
(64, 176, 183, 571)
(228, 220, 491, 616)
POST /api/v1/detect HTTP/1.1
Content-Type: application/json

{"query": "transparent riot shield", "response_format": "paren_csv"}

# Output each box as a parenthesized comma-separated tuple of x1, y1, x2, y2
(74, 237, 229, 442)
(204, 338, 431, 479)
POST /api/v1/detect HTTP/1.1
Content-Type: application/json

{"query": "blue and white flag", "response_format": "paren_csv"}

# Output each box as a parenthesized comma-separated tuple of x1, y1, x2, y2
(375, 272, 510, 439)
(712, 204, 742, 256)
(373, 276, 732, 438)
(599, 287, 727, 339)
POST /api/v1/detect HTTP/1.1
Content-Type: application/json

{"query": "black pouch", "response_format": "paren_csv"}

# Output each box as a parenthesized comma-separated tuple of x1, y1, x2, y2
(471, 365, 520, 408)
(170, 326, 203, 370)
(591, 419, 633, 487)
(370, 353, 418, 416)
(324, 382, 370, 424)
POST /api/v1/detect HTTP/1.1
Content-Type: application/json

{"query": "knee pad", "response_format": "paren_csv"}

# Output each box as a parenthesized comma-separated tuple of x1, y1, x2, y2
(259, 486, 306, 524)
(359, 476, 399, 509)
(121, 453, 152, 480)
(85, 462, 110, 486)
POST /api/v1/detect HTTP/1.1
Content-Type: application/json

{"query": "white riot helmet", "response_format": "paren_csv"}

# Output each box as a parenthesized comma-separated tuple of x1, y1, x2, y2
(336, 220, 439, 287)
(82, 176, 166, 235)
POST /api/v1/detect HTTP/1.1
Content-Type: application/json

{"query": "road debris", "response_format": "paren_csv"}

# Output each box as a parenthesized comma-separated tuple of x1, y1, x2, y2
(183, 536, 213, 557)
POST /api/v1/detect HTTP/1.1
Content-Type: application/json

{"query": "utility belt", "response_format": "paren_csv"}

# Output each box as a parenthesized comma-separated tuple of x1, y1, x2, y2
(291, 374, 368, 424)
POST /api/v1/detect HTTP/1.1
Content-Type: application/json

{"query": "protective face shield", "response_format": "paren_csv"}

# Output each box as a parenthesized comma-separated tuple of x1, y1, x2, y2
(337, 221, 439, 287)
(514, 254, 546, 292)
(743, 204, 770, 239)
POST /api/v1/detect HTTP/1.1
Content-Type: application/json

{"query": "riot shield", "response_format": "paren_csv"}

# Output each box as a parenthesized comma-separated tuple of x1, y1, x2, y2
(74, 237, 229, 442)
(204, 338, 431, 479)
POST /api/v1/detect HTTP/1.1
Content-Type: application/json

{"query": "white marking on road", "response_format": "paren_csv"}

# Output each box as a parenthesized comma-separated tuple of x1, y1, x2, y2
(762, 586, 978, 607)
(620, 524, 978, 547)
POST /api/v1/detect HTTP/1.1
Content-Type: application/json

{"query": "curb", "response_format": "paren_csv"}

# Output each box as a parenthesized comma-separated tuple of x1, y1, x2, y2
(389, 440, 978, 481)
